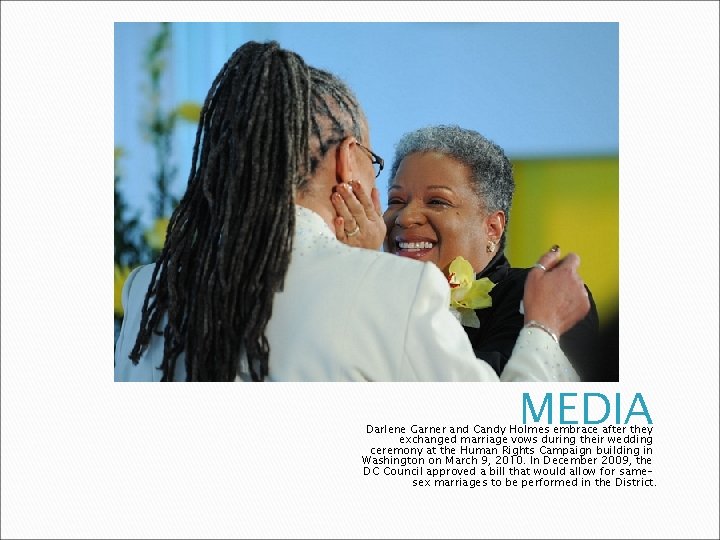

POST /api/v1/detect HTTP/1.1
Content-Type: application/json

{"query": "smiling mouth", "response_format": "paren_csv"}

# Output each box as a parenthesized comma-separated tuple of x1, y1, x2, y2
(394, 239, 436, 260)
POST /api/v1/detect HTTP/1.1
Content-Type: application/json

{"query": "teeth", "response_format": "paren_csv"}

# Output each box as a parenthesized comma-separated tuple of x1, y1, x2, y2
(399, 241, 434, 250)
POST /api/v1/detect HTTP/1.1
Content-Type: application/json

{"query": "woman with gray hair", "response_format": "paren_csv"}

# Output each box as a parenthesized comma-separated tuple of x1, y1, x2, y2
(333, 124, 603, 380)
(115, 42, 591, 382)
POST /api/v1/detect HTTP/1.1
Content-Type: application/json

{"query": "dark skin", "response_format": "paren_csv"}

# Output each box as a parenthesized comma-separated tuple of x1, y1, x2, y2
(382, 152, 504, 274)
(330, 164, 589, 338)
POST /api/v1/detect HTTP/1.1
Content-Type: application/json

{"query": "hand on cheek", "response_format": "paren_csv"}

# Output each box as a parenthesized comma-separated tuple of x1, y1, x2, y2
(332, 182, 386, 250)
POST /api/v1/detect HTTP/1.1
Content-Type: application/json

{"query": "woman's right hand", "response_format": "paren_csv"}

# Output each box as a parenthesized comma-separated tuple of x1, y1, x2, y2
(522, 247, 591, 337)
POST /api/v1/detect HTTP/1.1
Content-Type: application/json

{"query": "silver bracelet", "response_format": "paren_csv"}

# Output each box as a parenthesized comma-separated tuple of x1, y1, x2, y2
(523, 320, 559, 343)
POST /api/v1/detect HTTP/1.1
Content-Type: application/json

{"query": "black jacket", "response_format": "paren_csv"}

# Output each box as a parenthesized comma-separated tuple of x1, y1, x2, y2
(463, 251, 608, 381)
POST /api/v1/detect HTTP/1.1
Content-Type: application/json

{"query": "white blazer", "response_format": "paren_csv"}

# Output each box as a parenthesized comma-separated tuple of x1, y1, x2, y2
(114, 206, 578, 382)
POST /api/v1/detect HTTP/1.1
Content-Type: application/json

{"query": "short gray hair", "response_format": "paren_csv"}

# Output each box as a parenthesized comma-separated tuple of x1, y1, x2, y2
(390, 125, 515, 246)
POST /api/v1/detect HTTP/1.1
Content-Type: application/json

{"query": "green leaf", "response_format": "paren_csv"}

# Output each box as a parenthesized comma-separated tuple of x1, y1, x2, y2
(174, 101, 202, 123)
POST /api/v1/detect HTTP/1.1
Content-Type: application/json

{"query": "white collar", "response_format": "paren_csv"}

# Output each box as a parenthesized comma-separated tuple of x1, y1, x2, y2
(294, 205, 336, 240)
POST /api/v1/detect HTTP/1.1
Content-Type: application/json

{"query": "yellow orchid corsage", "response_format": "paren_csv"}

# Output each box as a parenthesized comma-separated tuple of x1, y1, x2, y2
(447, 256, 495, 328)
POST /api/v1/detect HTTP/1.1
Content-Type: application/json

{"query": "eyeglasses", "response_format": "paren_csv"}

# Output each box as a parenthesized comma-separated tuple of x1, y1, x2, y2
(356, 142, 384, 178)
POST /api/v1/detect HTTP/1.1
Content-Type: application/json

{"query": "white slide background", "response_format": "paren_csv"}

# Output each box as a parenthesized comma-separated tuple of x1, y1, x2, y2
(1, 2, 718, 538)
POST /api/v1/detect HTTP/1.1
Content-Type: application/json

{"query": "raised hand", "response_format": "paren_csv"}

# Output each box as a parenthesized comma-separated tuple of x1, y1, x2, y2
(522, 246, 591, 338)
(332, 181, 386, 250)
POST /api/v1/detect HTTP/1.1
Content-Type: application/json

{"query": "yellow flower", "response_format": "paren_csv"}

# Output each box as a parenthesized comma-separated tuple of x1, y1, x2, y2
(145, 217, 170, 251)
(447, 256, 495, 328)
(174, 101, 202, 123)
(114, 265, 133, 317)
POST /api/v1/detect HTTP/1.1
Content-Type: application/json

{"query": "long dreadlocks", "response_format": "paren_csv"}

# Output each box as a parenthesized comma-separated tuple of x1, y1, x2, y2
(128, 41, 364, 381)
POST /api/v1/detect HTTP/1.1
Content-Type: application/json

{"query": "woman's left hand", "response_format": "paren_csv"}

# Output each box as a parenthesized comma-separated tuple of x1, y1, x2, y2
(332, 181, 386, 250)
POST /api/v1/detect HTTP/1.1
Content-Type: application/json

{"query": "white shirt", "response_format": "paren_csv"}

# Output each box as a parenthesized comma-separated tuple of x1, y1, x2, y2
(114, 206, 578, 381)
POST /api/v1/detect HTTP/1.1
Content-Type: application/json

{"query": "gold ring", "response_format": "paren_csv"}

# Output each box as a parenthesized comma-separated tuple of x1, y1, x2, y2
(346, 225, 360, 237)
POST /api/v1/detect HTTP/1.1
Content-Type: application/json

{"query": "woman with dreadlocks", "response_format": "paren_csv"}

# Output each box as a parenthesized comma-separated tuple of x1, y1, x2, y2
(114, 41, 590, 381)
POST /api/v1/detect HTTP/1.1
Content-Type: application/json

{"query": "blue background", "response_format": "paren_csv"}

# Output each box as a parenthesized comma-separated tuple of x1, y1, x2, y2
(115, 22, 618, 223)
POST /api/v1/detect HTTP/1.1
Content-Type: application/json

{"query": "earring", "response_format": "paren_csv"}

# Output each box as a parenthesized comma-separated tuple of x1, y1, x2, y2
(486, 241, 496, 254)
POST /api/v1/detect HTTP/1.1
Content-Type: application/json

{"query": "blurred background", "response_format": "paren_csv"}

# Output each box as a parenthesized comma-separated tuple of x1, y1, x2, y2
(114, 22, 618, 334)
